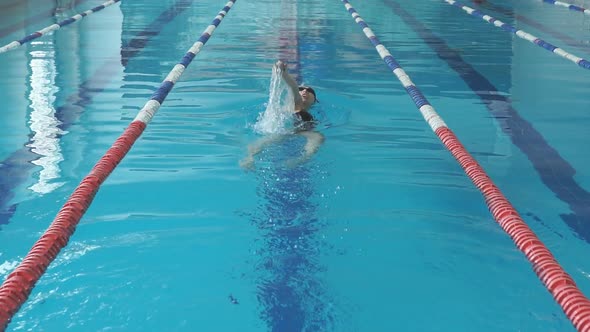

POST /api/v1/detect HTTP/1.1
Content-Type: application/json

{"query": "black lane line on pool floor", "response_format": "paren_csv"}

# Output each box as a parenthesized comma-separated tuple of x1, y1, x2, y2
(255, 2, 313, 331)
(382, 0, 590, 242)
(0, 0, 194, 227)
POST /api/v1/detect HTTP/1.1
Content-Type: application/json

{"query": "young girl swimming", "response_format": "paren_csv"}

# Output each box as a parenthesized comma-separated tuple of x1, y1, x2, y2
(240, 60, 324, 170)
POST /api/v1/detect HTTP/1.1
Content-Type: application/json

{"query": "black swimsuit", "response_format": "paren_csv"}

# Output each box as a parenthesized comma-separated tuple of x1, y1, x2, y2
(294, 111, 314, 131)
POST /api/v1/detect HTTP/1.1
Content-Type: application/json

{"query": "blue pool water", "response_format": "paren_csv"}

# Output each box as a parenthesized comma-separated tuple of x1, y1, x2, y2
(1, 0, 590, 331)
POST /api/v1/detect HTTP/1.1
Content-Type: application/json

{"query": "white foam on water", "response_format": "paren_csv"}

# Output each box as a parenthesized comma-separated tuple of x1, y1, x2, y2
(0, 260, 19, 276)
(253, 65, 295, 134)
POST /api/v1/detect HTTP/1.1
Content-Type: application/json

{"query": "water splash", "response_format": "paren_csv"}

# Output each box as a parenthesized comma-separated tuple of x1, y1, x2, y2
(253, 65, 295, 134)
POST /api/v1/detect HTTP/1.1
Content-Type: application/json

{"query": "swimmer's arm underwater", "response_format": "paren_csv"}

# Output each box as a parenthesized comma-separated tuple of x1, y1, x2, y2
(284, 131, 325, 168)
(239, 131, 324, 170)
(239, 135, 287, 170)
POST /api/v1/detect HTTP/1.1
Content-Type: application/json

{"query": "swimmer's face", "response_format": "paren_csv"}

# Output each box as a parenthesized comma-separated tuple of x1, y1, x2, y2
(298, 86, 317, 108)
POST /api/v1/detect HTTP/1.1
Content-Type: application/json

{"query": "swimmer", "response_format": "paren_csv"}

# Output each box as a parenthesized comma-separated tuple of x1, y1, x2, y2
(275, 60, 317, 127)
(240, 60, 325, 170)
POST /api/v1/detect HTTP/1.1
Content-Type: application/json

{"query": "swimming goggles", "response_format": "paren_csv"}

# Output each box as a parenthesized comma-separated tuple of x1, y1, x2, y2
(298, 86, 319, 103)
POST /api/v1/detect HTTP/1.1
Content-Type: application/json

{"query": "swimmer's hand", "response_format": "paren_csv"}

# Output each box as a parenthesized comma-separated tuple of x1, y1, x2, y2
(275, 60, 287, 72)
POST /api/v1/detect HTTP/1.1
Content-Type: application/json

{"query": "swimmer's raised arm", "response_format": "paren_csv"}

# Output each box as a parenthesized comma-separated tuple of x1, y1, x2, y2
(275, 60, 303, 108)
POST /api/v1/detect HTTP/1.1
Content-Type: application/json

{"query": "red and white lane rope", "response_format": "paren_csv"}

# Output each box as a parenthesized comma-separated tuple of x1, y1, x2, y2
(340, 0, 590, 330)
(0, 1, 237, 330)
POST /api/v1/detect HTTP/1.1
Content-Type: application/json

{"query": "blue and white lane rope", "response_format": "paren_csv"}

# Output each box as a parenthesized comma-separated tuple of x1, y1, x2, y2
(134, 0, 236, 124)
(0, 0, 121, 54)
(339, 0, 446, 132)
(445, 0, 590, 70)
(542, 0, 590, 16)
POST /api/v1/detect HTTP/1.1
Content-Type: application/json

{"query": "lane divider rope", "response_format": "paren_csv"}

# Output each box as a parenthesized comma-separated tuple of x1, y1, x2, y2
(0, 1, 237, 329)
(445, 0, 590, 70)
(0, 0, 121, 54)
(541, 0, 590, 16)
(339, 0, 590, 330)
